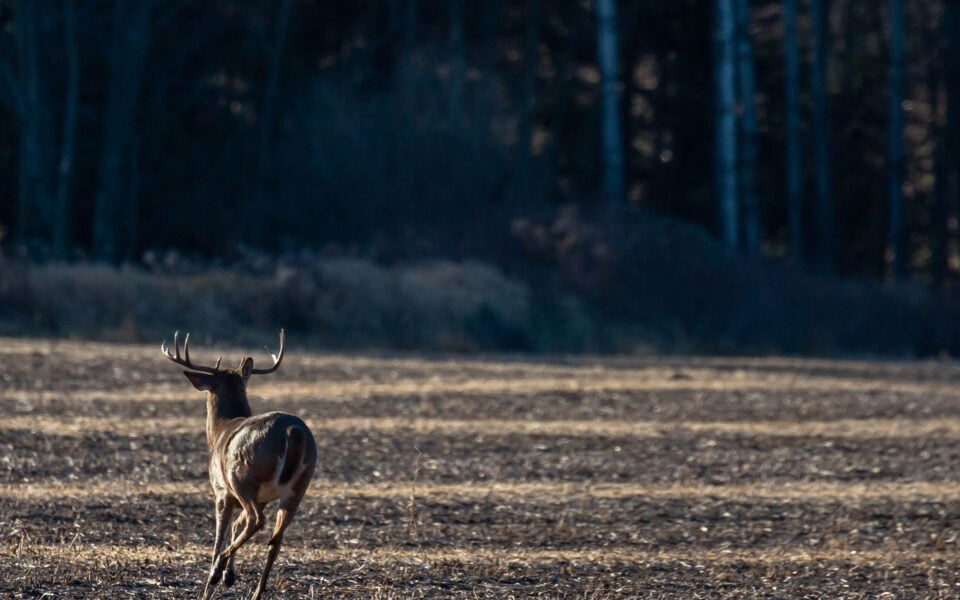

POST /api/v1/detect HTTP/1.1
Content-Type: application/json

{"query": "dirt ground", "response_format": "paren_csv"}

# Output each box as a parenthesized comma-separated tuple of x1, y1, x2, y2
(3, 337, 960, 598)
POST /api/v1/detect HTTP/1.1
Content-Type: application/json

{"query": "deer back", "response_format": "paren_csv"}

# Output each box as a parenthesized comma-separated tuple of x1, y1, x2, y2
(213, 412, 318, 504)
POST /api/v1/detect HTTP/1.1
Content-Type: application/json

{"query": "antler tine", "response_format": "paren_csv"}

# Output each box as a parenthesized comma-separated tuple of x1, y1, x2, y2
(161, 330, 179, 361)
(250, 329, 286, 375)
(183, 332, 192, 364)
(161, 330, 221, 373)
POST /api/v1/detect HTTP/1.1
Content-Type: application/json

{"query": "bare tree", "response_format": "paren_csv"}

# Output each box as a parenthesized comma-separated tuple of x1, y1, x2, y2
(887, 0, 907, 279)
(810, 0, 832, 270)
(2, 1, 81, 256)
(92, 1, 153, 263)
(12, 0, 56, 250)
(736, 0, 759, 252)
(783, 0, 803, 263)
(597, 0, 625, 219)
(53, 0, 79, 259)
(400, 0, 419, 53)
(933, 0, 960, 287)
(447, 0, 466, 122)
(715, 0, 739, 248)
(520, 0, 542, 161)
(246, 0, 294, 247)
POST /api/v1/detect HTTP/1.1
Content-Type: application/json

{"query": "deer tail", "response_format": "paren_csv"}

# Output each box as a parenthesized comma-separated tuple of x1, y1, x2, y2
(278, 426, 307, 486)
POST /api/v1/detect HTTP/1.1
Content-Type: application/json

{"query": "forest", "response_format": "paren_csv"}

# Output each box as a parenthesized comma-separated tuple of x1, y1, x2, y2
(2, 0, 960, 355)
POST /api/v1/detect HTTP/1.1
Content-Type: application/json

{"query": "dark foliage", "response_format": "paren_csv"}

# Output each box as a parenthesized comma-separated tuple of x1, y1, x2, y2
(1, 0, 959, 355)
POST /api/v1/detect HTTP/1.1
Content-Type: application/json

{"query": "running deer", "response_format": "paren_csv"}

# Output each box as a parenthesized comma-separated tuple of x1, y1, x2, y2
(162, 329, 318, 600)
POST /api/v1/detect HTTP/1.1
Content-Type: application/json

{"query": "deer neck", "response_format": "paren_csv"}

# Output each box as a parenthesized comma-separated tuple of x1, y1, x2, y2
(205, 390, 253, 450)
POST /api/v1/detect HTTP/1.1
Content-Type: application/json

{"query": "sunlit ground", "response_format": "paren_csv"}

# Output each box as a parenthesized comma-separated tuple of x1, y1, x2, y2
(3, 338, 960, 597)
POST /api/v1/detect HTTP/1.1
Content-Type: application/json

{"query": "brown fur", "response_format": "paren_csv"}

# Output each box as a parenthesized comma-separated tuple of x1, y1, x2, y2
(164, 333, 318, 600)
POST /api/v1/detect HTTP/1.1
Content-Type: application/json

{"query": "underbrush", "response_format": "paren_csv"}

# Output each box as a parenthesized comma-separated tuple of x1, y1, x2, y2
(3, 209, 960, 356)
(0, 255, 585, 352)
(510, 207, 960, 356)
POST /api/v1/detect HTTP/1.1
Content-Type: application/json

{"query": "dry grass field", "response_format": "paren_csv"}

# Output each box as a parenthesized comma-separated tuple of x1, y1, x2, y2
(3, 338, 960, 598)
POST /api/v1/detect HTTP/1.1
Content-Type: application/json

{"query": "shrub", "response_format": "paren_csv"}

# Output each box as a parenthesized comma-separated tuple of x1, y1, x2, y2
(13, 257, 558, 351)
(510, 206, 960, 356)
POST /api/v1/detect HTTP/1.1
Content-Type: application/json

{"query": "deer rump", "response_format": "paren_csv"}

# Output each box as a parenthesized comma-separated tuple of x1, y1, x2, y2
(211, 413, 316, 505)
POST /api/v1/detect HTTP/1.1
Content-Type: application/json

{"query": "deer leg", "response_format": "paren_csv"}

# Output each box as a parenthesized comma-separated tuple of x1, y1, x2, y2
(223, 502, 266, 587)
(201, 496, 235, 600)
(222, 513, 246, 587)
(205, 500, 263, 599)
(250, 502, 300, 600)
(218, 499, 266, 564)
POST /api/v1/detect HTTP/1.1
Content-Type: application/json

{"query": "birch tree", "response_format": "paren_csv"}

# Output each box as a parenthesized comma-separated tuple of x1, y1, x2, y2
(736, 0, 759, 253)
(715, 0, 738, 248)
(597, 0, 625, 218)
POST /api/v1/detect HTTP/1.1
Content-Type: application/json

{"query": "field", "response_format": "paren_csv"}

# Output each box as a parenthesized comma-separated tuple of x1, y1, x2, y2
(3, 338, 960, 598)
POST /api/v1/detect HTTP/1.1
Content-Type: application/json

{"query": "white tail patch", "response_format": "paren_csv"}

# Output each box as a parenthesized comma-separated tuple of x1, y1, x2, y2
(256, 439, 289, 503)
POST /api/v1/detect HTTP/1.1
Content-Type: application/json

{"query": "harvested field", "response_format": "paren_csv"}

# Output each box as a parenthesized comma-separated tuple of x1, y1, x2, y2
(3, 339, 960, 598)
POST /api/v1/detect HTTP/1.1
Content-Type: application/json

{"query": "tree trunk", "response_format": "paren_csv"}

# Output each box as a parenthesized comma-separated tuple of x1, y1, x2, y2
(933, 0, 960, 288)
(247, 0, 293, 247)
(447, 0, 465, 123)
(402, 0, 418, 52)
(14, 0, 55, 249)
(520, 0, 542, 159)
(810, 0, 832, 271)
(53, 0, 79, 259)
(736, 0, 759, 253)
(597, 0, 625, 219)
(783, 0, 803, 263)
(887, 0, 907, 280)
(92, 2, 152, 263)
(714, 0, 739, 249)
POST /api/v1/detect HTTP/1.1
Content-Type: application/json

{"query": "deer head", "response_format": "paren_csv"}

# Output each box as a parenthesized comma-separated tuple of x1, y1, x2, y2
(161, 329, 285, 447)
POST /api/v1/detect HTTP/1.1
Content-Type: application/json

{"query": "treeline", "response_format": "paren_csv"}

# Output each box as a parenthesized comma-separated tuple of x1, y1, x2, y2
(0, 0, 957, 287)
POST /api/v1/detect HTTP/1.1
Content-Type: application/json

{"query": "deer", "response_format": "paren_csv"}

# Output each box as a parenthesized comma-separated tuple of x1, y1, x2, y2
(162, 329, 318, 600)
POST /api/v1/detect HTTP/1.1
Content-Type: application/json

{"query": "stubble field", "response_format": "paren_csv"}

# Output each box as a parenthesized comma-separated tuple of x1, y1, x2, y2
(3, 337, 960, 598)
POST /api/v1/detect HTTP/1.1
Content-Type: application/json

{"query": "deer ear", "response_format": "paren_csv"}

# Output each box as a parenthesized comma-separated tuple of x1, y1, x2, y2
(240, 357, 254, 380)
(184, 371, 214, 391)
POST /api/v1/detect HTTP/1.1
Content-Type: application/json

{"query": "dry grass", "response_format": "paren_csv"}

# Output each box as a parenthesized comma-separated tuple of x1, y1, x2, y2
(9, 414, 960, 441)
(7, 542, 957, 569)
(7, 478, 960, 502)
(4, 337, 960, 597)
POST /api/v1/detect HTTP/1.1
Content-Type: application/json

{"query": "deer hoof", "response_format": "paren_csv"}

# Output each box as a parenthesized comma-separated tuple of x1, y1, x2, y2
(208, 554, 227, 586)
(223, 567, 237, 588)
(206, 569, 222, 587)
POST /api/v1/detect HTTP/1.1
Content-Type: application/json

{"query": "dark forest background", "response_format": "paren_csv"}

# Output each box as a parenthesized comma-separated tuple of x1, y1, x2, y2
(2, 0, 960, 356)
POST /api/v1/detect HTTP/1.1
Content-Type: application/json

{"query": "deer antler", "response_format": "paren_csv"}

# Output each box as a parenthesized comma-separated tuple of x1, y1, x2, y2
(250, 329, 285, 374)
(161, 331, 222, 373)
